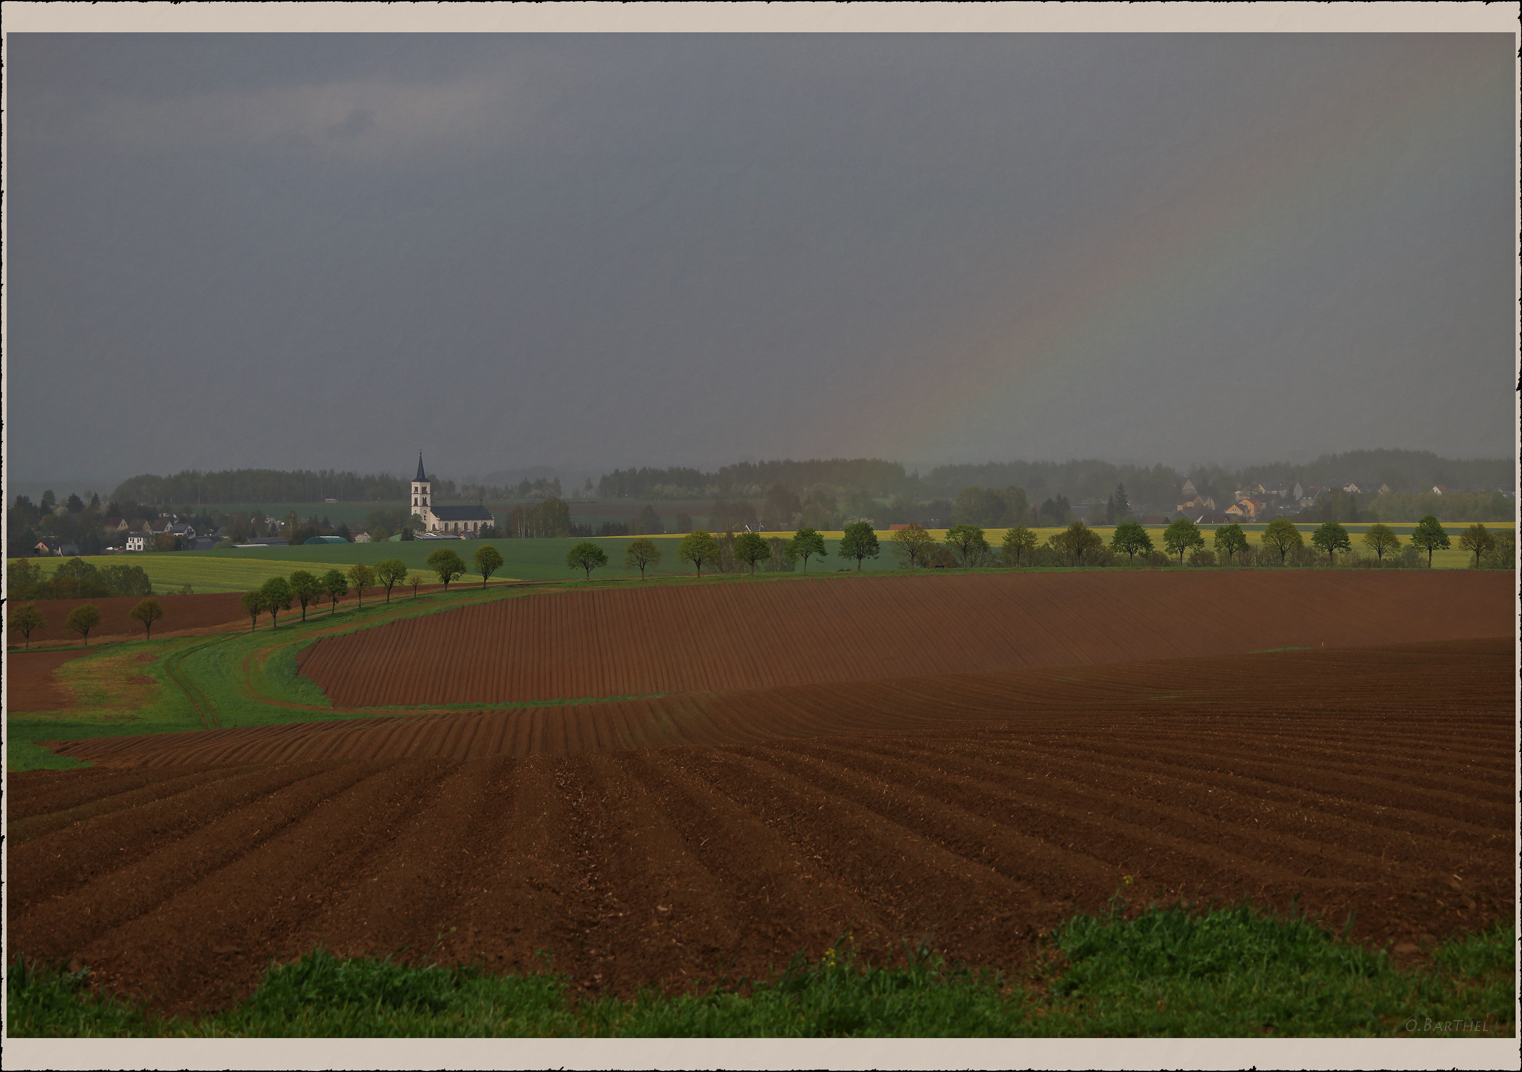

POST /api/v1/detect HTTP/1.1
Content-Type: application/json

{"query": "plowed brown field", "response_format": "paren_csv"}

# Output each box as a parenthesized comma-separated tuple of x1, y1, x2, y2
(13, 639, 1514, 1014)
(5, 648, 93, 710)
(296, 571, 1512, 708)
(6, 592, 248, 649)
(43, 638, 1511, 767)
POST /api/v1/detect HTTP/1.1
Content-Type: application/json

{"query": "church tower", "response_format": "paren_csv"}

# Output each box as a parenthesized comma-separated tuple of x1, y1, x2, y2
(411, 452, 431, 531)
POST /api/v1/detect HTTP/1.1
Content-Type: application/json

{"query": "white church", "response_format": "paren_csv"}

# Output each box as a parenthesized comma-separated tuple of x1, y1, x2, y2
(411, 454, 494, 537)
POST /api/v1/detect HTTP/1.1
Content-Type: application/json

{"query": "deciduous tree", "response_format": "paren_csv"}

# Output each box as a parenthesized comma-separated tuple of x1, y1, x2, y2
(1162, 517, 1205, 566)
(241, 589, 267, 632)
(733, 531, 771, 574)
(890, 523, 936, 569)
(839, 521, 880, 571)
(943, 523, 990, 567)
(1050, 519, 1104, 566)
(1260, 518, 1304, 565)
(473, 545, 504, 588)
(10, 603, 45, 649)
(130, 597, 165, 639)
(566, 541, 608, 581)
(375, 558, 409, 602)
(426, 549, 465, 591)
(787, 527, 828, 572)
(348, 561, 377, 607)
(322, 568, 349, 614)
(768, 536, 798, 572)
(408, 572, 424, 598)
(65, 604, 101, 646)
(1361, 523, 1400, 563)
(1310, 521, 1351, 566)
(260, 575, 295, 629)
(678, 530, 721, 576)
(1109, 520, 1153, 565)
(1409, 515, 1450, 567)
(624, 537, 662, 579)
(1213, 523, 1249, 565)
(1001, 525, 1038, 567)
(288, 570, 324, 621)
(1457, 523, 1496, 568)
(927, 544, 957, 569)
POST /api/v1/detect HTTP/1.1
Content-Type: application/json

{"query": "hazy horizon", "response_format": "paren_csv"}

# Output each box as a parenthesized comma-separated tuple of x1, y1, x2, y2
(6, 30, 1516, 493)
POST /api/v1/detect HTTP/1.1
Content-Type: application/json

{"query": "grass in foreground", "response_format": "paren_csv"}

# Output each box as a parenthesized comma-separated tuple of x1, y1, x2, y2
(9, 901, 1514, 1038)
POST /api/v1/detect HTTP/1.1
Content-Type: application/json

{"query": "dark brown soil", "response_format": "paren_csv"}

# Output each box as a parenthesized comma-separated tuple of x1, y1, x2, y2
(6, 592, 250, 649)
(11, 638, 1513, 1016)
(296, 570, 1513, 708)
(5, 648, 93, 710)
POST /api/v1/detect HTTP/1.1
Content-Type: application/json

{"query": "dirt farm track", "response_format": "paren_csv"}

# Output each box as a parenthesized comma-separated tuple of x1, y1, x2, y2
(7, 572, 1516, 1014)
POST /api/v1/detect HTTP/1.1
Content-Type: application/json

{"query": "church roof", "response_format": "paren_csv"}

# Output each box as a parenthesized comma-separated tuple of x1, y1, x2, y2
(431, 504, 494, 521)
(415, 453, 427, 482)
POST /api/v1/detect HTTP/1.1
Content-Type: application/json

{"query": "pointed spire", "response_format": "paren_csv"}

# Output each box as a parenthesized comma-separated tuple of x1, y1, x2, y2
(415, 453, 427, 483)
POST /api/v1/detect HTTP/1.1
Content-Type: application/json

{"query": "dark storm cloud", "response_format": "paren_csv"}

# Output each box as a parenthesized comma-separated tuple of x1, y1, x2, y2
(4, 33, 1514, 485)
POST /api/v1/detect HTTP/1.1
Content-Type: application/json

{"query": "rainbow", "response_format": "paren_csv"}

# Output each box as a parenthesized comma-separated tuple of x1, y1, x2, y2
(851, 38, 1505, 464)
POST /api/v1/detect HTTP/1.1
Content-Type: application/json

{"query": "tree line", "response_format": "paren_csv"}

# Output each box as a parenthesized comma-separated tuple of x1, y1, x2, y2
(236, 547, 506, 631)
(8, 557, 154, 601)
(877, 516, 1512, 571)
(596, 459, 908, 500)
(562, 524, 876, 581)
(1292, 487, 1513, 525)
(555, 516, 1508, 581)
(112, 468, 417, 506)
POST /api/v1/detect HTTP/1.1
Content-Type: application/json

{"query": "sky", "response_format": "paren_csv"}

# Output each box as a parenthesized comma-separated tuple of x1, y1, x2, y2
(5, 20, 1516, 489)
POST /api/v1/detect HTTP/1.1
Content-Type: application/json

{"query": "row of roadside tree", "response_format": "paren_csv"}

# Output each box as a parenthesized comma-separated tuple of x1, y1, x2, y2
(891, 516, 1508, 570)
(562, 516, 1512, 580)
(238, 547, 507, 630)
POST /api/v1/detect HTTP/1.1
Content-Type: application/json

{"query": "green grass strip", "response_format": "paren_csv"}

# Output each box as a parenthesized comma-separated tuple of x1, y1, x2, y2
(8, 901, 1514, 1037)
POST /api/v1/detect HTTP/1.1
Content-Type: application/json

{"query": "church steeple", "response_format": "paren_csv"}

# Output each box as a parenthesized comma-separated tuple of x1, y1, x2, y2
(411, 453, 431, 529)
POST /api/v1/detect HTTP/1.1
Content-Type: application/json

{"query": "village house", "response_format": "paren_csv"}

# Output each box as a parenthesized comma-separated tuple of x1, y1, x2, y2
(125, 533, 151, 552)
(1224, 496, 1271, 521)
